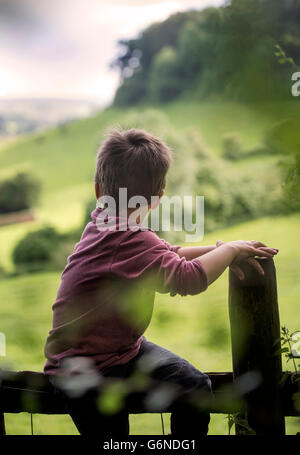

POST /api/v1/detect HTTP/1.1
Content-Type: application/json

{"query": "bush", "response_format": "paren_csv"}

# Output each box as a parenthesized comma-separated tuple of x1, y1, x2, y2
(265, 119, 300, 213)
(222, 133, 245, 161)
(12, 226, 62, 273)
(194, 153, 284, 233)
(279, 157, 300, 213)
(0, 172, 41, 214)
(265, 120, 300, 156)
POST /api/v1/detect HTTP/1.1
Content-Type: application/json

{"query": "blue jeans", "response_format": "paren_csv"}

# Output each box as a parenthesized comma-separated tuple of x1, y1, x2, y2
(52, 338, 212, 436)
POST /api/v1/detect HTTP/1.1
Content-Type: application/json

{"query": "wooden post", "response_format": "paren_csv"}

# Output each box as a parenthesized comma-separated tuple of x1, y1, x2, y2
(0, 412, 5, 436)
(0, 371, 5, 435)
(228, 257, 285, 435)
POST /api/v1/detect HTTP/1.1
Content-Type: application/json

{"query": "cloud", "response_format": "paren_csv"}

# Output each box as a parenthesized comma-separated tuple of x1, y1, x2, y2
(0, 0, 40, 28)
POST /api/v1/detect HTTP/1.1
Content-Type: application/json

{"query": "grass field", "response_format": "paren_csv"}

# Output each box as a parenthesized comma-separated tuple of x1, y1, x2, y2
(0, 100, 299, 434)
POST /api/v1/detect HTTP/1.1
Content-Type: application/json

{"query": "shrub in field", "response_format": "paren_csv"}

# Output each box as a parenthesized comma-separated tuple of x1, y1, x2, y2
(0, 172, 41, 214)
(222, 133, 245, 161)
(12, 226, 62, 273)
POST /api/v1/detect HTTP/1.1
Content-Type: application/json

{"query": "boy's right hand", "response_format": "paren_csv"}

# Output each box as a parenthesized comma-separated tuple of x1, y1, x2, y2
(216, 240, 279, 279)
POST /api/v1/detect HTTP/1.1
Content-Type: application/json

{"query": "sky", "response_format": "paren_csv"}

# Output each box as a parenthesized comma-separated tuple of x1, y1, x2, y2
(0, 0, 224, 105)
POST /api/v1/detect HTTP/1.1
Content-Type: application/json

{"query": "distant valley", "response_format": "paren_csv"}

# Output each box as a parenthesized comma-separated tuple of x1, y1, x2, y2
(0, 98, 103, 138)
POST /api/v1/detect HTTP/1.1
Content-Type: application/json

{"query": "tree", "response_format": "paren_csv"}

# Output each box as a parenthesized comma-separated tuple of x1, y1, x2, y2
(148, 47, 182, 102)
(0, 172, 41, 214)
(112, 11, 195, 105)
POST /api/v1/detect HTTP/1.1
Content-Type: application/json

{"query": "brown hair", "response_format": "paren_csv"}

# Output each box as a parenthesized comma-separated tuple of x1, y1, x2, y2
(95, 128, 172, 205)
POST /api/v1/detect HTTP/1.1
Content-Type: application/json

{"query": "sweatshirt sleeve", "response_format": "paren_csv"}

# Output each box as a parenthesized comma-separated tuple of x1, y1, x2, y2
(160, 238, 182, 254)
(110, 229, 207, 296)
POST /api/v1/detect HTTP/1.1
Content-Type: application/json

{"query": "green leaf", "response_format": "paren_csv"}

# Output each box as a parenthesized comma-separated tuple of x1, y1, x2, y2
(279, 372, 289, 387)
(273, 347, 289, 356)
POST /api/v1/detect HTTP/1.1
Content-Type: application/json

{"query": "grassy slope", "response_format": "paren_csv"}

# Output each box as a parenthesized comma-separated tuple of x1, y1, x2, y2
(1, 214, 300, 435)
(162, 100, 300, 153)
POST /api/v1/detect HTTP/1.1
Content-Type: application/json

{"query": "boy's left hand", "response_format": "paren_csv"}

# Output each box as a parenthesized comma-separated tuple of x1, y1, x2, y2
(216, 239, 278, 280)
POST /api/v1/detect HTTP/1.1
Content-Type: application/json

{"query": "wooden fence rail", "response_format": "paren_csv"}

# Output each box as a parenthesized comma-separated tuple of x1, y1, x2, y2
(0, 258, 299, 435)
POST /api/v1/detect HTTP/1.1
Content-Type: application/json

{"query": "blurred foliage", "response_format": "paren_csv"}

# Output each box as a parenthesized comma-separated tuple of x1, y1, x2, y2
(265, 119, 300, 210)
(0, 172, 41, 214)
(97, 381, 127, 416)
(12, 226, 65, 273)
(113, 0, 300, 106)
(222, 133, 244, 161)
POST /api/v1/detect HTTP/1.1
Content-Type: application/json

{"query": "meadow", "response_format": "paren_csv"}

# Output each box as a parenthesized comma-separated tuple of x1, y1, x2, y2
(0, 101, 299, 434)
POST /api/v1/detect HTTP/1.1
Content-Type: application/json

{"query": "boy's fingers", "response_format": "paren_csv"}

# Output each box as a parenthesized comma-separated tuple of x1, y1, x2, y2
(231, 264, 245, 280)
(250, 247, 274, 258)
(258, 247, 279, 254)
(249, 241, 267, 248)
(250, 242, 279, 253)
(247, 257, 265, 275)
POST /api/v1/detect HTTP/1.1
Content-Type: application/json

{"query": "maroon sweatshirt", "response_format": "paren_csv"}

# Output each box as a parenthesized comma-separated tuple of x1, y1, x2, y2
(43, 207, 207, 375)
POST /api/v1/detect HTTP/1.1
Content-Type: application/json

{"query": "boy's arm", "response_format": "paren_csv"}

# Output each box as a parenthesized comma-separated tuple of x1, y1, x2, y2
(152, 239, 277, 296)
(112, 231, 278, 297)
(177, 245, 217, 260)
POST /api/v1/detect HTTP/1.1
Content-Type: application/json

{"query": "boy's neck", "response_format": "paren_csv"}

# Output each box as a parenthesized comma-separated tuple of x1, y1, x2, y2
(120, 206, 150, 225)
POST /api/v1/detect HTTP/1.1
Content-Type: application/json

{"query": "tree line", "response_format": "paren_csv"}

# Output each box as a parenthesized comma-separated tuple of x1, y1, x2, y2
(112, 0, 300, 106)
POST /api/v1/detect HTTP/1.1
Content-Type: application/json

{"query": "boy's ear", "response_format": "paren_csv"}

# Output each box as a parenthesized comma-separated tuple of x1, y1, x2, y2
(95, 182, 100, 200)
(150, 190, 164, 210)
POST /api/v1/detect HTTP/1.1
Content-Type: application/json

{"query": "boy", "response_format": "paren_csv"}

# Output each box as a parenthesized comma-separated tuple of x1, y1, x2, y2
(44, 128, 278, 436)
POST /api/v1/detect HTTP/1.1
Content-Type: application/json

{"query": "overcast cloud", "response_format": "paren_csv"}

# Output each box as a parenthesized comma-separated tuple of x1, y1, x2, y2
(0, 0, 224, 104)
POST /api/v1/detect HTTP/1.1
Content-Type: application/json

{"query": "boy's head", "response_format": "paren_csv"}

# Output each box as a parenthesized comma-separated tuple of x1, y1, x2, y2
(95, 128, 172, 209)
